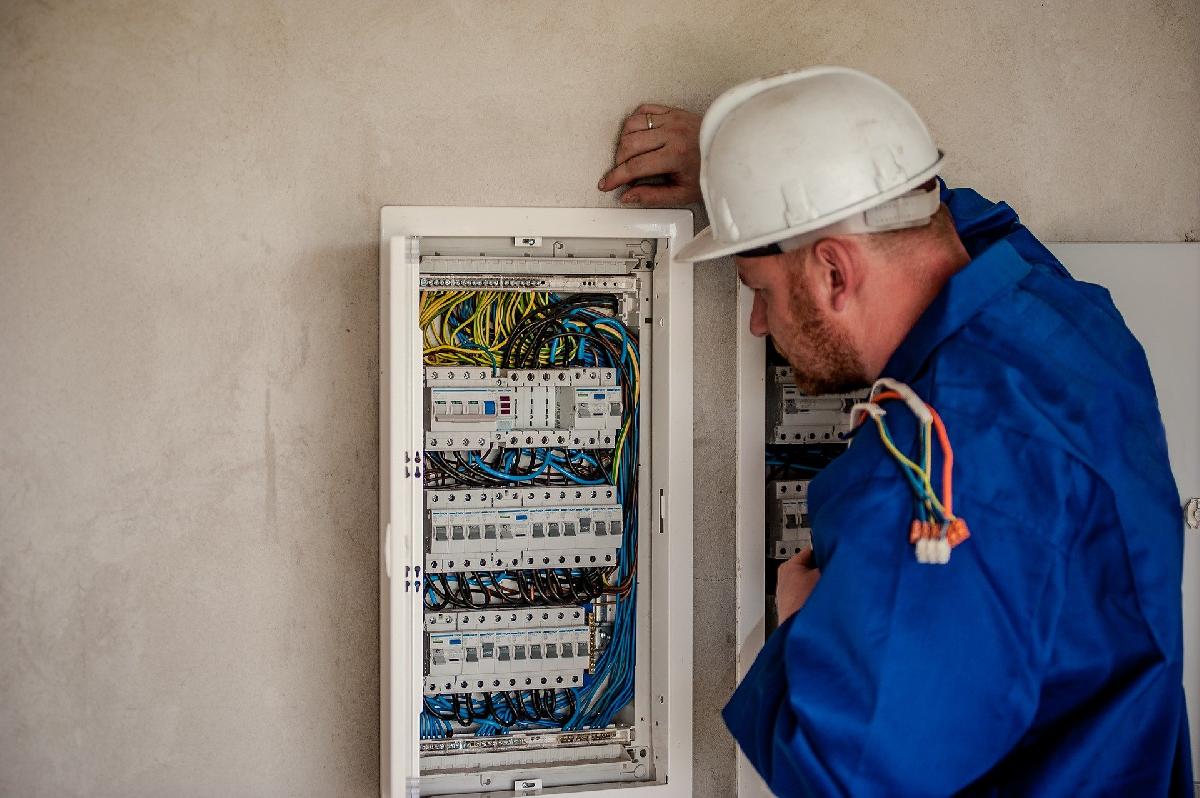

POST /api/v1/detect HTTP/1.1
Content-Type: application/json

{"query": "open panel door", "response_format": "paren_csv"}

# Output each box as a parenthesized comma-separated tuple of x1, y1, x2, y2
(381, 233, 423, 798)
(1049, 243, 1200, 779)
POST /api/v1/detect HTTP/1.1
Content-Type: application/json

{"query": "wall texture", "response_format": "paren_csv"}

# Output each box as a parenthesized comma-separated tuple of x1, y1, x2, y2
(1, 1, 1196, 795)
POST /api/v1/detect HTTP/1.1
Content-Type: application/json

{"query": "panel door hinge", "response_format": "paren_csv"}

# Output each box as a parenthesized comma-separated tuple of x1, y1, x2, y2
(1185, 498, 1199, 530)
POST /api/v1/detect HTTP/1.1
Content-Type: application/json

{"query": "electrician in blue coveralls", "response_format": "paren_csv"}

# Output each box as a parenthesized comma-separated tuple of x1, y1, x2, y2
(599, 67, 1192, 796)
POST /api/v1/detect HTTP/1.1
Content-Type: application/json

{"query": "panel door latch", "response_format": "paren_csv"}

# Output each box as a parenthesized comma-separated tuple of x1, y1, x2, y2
(514, 778, 543, 794)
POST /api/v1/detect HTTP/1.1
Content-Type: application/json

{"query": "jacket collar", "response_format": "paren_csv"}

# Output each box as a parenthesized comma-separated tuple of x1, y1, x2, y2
(882, 239, 1032, 383)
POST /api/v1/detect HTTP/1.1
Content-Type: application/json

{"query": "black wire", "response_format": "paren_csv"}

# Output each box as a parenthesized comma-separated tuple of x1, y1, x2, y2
(501, 295, 619, 369)
(504, 691, 529, 722)
(531, 689, 547, 720)
(470, 572, 492, 607)
(437, 574, 471, 609)
(453, 694, 472, 727)
(491, 692, 516, 727)
(453, 574, 479, 607)
(548, 688, 575, 723)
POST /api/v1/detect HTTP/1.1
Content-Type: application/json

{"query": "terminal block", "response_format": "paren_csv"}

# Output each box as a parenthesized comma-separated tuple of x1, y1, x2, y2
(424, 606, 587, 633)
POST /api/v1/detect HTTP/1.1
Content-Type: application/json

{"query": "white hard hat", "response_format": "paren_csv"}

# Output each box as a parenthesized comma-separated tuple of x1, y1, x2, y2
(675, 66, 944, 263)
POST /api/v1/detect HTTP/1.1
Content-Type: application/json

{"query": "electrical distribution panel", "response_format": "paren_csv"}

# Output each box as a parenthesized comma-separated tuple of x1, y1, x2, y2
(381, 207, 694, 798)
(764, 360, 864, 611)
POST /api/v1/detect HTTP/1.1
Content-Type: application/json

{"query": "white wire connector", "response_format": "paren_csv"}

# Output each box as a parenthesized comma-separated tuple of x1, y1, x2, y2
(849, 401, 886, 429)
(869, 377, 932, 425)
(914, 536, 951, 565)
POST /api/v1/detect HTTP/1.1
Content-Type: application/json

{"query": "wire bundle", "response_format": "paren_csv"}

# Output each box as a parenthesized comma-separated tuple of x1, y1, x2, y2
(851, 381, 969, 565)
(419, 289, 642, 736)
(424, 447, 610, 489)
(423, 570, 611, 610)
(766, 445, 846, 480)
(421, 690, 578, 739)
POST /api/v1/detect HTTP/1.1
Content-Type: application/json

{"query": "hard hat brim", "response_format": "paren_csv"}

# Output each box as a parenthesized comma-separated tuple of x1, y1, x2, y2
(673, 225, 733, 262)
(674, 153, 944, 263)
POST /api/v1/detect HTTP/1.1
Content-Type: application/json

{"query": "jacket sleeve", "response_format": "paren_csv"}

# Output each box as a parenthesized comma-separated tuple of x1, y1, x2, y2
(724, 452, 1070, 796)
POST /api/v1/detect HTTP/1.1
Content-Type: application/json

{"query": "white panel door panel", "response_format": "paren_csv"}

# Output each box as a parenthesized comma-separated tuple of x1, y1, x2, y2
(1050, 243, 1200, 775)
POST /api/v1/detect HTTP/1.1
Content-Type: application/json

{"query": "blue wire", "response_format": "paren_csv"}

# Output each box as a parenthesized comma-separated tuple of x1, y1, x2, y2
(470, 451, 551, 482)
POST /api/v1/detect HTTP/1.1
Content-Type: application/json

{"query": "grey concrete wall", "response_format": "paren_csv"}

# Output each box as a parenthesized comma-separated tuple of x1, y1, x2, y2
(1, 1, 1196, 795)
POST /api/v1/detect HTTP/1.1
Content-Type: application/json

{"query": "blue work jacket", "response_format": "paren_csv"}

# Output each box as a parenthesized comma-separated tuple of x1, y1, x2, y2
(724, 184, 1193, 796)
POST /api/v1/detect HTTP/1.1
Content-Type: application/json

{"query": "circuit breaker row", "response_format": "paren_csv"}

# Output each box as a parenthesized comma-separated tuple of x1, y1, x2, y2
(429, 505, 624, 550)
(768, 367, 865, 444)
(428, 385, 622, 430)
(767, 480, 811, 559)
(425, 626, 592, 695)
(427, 368, 622, 447)
(426, 504, 623, 573)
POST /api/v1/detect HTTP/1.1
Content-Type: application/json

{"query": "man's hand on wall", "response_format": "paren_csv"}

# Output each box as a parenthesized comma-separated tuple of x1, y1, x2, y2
(598, 104, 702, 207)
(776, 547, 820, 624)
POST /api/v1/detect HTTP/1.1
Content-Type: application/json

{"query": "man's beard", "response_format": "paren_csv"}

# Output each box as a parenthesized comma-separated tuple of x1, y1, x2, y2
(772, 275, 869, 396)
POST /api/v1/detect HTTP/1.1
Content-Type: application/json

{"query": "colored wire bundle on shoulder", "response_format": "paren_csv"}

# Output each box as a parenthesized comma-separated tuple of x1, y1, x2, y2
(859, 387, 970, 564)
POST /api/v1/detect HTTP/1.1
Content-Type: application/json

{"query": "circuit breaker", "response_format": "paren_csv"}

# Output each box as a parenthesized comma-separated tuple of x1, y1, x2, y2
(767, 366, 861, 444)
(381, 207, 694, 797)
(766, 479, 811, 561)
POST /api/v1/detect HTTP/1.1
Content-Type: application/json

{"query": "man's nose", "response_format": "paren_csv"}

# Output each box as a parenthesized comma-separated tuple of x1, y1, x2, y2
(749, 291, 769, 338)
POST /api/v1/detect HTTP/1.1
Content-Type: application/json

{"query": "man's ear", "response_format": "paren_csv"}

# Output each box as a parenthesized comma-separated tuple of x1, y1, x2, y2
(809, 237, 863, 314)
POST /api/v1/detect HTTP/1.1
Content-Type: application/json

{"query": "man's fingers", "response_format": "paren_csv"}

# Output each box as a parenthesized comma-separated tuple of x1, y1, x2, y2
(621, 108, 674, 136)
(599, 149, 675, 192)
(619, 183, 697, 208)
(613, 129, 667, 170)
(633, 103, 674, 115)
(600, 104, 699, 200)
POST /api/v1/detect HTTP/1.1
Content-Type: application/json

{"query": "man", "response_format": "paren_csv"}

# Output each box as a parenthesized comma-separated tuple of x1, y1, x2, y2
(600, 67, 1192, 795)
